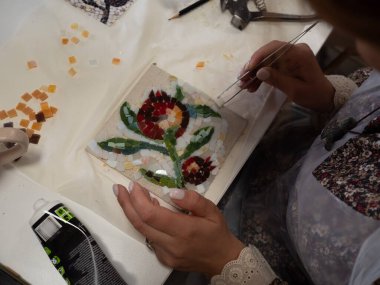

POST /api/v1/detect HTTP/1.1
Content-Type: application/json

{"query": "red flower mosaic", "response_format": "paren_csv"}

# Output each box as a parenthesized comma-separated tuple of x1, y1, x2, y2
(137, 90, 189, 140)
(182, 156, 215, 185)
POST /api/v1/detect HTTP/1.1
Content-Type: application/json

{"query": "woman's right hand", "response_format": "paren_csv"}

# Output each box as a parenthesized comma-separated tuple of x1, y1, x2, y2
(240, 41, 335, 112)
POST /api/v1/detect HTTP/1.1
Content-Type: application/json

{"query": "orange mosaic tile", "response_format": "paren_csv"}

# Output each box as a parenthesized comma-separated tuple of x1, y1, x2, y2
(68, 56, 77, 64)
(50, 106, 58, 115)
(0, 110, 7, 120)
(23, 106, 34, 116)
(40, 102, 50, 111)
(39, 92, 49, 101)
(32, 89, 42, 99)
(82, 30, 90, 38)
(27, 60, 37, 69)
(195, 61, 205, 69)
(16, 102, 26, 111)
(61, 37, 69, 45)
(112, 58, 121, 65)
(43, 109, 53, 118)
(47, 85, 56, 93)
(21, 93, 32, 102)
(71, 37, 80, 44)
(20, 119, 30, 128)
(68, 67, 77, 77)
(29, 112, 36, 121)
(7, 109, 17, 118)
(31, 122, 42, 131)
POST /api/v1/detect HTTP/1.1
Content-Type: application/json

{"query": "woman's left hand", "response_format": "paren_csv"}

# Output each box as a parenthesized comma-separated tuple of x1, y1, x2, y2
(113, 182, 244, 277)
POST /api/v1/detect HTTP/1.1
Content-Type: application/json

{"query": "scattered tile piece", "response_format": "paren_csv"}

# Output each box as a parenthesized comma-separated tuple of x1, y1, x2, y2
(112, 58, 121, 65)
(29, 112, 36, 121)
(50, 106, 58, 115)
(40, 102, 49, 111)
(61, 37, 69, 45)
(29, 134, 41, 144)
(68, 67, 77, 77)
(195, 61, 205, 69)
(0, 110, 8, 120)
(7, 109, 17, 118)
(40, 85, 48, 92)
(20, 119, 30, 128)
(3, 122, 13, 128)
(27, 60, 38, 70)
(32, 89, 42, 99)
(68, 56, 77, 64)
(71, 37, 80, 44)
(16, 102, 26, 111)
(35, 112, 46, 122)
(26, 128, 34, 138)
(82, 30, 90, 38)
(23, 107, 34, 116)
(31, 122, 42, 131)
(42, 109, 53, 119)
(70, 23, 79, 30)
(39, 92, 48, 101)
(21, 93, 32, 102)
(47, 84, 56, 93)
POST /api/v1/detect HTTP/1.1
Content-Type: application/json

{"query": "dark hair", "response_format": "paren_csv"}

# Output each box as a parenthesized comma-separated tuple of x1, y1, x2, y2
(308, 0, 380, 46)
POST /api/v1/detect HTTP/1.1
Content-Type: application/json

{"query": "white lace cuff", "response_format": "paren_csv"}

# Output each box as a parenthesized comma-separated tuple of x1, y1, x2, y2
(210, 246, 277, 285)
(326, 75, 357, 109)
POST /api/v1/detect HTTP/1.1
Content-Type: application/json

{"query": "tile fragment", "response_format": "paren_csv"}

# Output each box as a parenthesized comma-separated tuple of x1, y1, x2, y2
(31, 122, 42, 131)
(27, 60, 37, 69)
(21, 93, 32, 102)
(7, 109, 17, 118)
(19, 119, 30, 128)
(0, 110, 8, 120)
(68, 56, 77, 64)
(68, 67, 77, 77)
(61, 37, 69, 45)
(29, 134, 41, 144)
(47, 85, 56, 93)
(112, 58, 121, 65)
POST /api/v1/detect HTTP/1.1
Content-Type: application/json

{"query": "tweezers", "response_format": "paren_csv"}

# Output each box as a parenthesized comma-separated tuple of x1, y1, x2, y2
(217, 21, 319, 105)
(250, 11, 318, 22)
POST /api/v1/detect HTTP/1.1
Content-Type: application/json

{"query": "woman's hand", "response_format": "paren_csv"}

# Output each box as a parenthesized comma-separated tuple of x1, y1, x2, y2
(240, 41, 335, 112)
(113, 182, 244, 277)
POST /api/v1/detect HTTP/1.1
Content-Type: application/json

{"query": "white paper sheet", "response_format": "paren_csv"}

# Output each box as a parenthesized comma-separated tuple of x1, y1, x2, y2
(0, 0, 331, 283)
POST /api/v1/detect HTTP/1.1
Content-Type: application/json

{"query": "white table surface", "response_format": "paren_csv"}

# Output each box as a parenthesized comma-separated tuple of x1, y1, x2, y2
(0, 0, 331, 284)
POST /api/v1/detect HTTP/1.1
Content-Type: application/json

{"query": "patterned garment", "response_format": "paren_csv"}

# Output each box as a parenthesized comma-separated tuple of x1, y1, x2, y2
(239, 103, 323, 285)
(313, 133, 380, 220)
(348, 67, 373, 87)
(64, 0, 135, 25)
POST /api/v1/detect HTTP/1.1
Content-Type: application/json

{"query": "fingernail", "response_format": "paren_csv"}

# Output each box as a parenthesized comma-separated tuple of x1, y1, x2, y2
(256, 68, 270, 81)
(169, 188, 185, 200)
(127, 181, 134, 193)
(112, 184, 119, 197)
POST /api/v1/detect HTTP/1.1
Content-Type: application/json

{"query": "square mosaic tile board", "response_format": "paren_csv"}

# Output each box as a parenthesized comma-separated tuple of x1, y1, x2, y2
(87, 64, 247, 204)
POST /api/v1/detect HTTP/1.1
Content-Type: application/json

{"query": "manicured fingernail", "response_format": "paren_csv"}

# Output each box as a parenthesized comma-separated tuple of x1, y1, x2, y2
(112, 184, 119, 197)
(257, 68, 270, 81)
(127, 181, 134, 193)
(169, 188, 185, 200)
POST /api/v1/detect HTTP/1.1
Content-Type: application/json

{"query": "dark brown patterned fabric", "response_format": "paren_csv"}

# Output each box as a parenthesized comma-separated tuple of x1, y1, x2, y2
(313, 134, 380, 220)
(348, 67, 373, 87)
